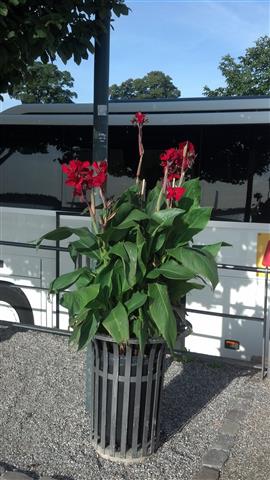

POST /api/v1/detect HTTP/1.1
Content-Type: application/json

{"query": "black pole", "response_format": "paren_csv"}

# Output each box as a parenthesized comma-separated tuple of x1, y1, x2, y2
(92, 10, 111, 164)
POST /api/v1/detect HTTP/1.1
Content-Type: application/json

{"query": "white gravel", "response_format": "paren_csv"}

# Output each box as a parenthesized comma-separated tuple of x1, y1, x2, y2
(0, 326, 254, 480)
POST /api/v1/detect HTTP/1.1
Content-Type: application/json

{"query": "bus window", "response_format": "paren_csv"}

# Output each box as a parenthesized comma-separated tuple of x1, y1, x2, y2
(250, 125, 270, 223)
(0, 125, 64, 209)
(200, 125, 251, 222)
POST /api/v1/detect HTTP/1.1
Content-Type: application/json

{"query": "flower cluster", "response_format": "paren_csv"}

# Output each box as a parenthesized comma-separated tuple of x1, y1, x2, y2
(131, 112, 148, 126)
(62, 160, 107, 198)
(160, 141, 196, 202)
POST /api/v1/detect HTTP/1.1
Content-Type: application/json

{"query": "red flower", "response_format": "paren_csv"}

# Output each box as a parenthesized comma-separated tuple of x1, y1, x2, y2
(62, 159, 91, 197)
(160, 148, 181, 167)
(179, 141, 196, 171)
(62, 159, 108, 197)
(92, 161, 108, 188)
(166, 186, 186, 202)
(131, 112, 148, 126)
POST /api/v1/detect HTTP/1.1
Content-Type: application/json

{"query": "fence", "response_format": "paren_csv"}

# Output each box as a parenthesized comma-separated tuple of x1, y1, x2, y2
(0, 239, 269, 379)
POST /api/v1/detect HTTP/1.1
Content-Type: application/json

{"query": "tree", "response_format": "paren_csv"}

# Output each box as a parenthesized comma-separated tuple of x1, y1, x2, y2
(10, 62, 77, 103)
(109, 71, 181, 100)
(0, 0, 129, 99)
(203, 36, 270, 97)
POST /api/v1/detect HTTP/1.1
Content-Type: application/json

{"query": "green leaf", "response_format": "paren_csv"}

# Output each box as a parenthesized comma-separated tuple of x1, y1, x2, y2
(167, 280, 204, 304)
(148, 283, 177, 351)
(195, 242, 231, 258)
(136, 227, 146, 276)
(114, 209, 148, 229)
(179, 177, 201, 210)
(146, 183, 164, 214)
(168, 246, 219, 288)
(151, 208, 184, 227)
(147, 260, 194, 280)
(103, 302, 129, 343)
(35, 226, 96, 247)
(0, 2, 8, 15)
(49, 267, 92, 293)
(169, 207, 212, 246)
(124, 241, 138, 287)
(78, 312, 99, 350)
(110, 242, 129, 262)
(125, 291, 147, 315)
(61, 284, 100, 316)
(132, 308, 148, 351)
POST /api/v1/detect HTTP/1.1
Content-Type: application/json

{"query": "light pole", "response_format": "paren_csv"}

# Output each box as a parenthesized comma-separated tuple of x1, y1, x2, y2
(92, 10, 111, 164)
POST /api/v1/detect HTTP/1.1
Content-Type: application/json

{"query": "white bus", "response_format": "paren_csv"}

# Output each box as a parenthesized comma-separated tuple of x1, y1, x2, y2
(0, 96, 269, 361)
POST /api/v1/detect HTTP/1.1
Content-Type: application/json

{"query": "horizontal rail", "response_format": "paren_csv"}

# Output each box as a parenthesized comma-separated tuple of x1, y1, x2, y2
(186, 307, 264, 323)
(0, 239, 269, 274)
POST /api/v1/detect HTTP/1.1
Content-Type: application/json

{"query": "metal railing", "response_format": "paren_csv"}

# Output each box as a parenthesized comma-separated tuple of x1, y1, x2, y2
(0, 239, 269, 378)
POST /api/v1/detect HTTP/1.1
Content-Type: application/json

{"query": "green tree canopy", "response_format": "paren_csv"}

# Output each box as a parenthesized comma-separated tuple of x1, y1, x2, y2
(109, 71, 181, 100)
(0, 0, 129, 99)
(10, 62, 77, 103)
(203, 36, 270, 97)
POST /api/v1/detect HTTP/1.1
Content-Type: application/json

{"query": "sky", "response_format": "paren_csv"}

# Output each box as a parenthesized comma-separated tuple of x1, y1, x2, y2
(1, 0, 270, 111)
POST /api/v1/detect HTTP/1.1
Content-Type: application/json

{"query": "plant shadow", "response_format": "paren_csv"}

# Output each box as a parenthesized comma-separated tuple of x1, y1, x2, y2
(0, 461, 75, 480)
(159, 358, 253, 445)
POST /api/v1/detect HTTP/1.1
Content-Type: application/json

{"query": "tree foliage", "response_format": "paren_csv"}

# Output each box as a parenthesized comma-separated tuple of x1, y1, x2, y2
(203, 36, 270, 97)
(10, 62, 77, 103)
(109, 71, 181, 100)
(0, 0, 129, 99)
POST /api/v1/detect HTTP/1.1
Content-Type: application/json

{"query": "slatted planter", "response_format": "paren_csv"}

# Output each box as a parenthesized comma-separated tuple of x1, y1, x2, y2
(85, 334, 166, 462)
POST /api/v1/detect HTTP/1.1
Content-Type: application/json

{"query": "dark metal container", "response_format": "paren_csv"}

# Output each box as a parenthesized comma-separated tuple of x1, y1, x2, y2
(85, 335, 166, 461)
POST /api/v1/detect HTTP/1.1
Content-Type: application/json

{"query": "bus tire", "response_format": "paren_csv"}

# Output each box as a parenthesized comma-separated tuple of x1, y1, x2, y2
(0, 282, 34, 325)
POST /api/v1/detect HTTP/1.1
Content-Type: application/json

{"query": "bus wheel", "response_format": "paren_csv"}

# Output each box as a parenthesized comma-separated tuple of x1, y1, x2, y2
(0, 282, 34, 325)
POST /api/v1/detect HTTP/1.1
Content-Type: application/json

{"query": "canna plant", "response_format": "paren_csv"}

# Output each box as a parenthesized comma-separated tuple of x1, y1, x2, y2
(37, 112, 225, 352)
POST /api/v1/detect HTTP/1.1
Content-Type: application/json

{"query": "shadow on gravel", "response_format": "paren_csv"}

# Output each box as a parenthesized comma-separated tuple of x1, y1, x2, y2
(0, 325, 24, 343)
(0, 461, 75, 480)
(159, 359, 253, 445)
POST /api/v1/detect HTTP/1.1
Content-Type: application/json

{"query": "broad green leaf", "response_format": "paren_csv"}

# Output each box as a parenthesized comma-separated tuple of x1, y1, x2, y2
(147, 260, 194, 280)
(125, 291, 147, 315)
(146, 183, 164, 214)
(35, 226, 96, 247)
(110, 242, 129, 262)
(167, 280, 205, 304)
(132, 308, 148, 351)
(136, 227, 146, 276)
(49, 267, 91, 293)
(151, 208, 184, 227)
(124, 241, 138, 287)
(168, 246, 218, 288)
(179, 178, 201, 210)
(95, 263, 114, 296)
(60, 284, 100, 316)
(148, 283, 177, 351)
(194, 242, 231, 258)
(103, 302, 129, 343)
(169, 207, 212, 247)
(78, 313, 99, 350)
(114, 209, 148, 229)
(111, 202, 134, 226)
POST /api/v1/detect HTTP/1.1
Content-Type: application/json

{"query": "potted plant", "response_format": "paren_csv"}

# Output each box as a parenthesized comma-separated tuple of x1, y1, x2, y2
(37, 113, 225, 461)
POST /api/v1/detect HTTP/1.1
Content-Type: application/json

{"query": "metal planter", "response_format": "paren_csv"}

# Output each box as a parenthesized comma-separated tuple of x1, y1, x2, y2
(85, 334, 166, 462)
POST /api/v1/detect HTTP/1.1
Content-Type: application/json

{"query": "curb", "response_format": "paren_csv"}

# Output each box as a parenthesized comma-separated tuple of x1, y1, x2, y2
(192, 387, 255, 480)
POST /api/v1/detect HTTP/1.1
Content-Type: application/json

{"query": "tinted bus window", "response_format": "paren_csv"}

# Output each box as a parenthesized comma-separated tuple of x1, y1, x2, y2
(0, 125, 65, 209)
(199, 124, 270, 222)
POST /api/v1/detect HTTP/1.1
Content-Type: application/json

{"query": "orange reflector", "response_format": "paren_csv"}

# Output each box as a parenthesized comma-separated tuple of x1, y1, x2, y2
(224, 339, 240, 350)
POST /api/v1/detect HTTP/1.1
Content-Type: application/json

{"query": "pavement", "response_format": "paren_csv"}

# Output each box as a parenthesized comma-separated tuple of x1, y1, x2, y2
(0, 325, 269, 480)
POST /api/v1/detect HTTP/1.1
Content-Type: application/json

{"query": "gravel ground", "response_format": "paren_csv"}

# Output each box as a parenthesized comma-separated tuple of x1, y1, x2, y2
(0, 326, 254, 480)
(220, 374, 270, 480)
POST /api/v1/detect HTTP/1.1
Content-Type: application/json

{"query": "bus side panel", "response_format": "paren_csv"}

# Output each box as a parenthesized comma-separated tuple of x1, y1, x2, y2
(185, 221, 270, 361)
(0, 207, 56, 327)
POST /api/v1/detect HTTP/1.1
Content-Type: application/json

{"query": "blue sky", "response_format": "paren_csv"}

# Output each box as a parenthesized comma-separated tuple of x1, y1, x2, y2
(2, 0, 270, 110)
